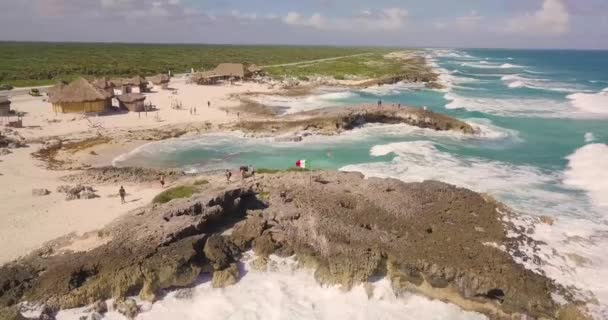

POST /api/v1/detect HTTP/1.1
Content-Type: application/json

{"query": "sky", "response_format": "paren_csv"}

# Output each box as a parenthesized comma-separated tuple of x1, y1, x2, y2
(0, 0, 607, 49)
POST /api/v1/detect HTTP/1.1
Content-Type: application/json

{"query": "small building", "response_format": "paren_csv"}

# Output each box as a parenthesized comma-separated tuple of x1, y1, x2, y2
(117, 93, 146, 112)
(0, 96, 11, 116)
(214, 63, 245, 80)
(149, 74, 170, 90)
(112, 76, 148, 94)
(48, 77, 114, 114)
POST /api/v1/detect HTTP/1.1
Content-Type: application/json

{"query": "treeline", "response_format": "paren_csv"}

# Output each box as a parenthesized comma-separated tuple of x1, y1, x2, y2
(0, 42, 379, 86)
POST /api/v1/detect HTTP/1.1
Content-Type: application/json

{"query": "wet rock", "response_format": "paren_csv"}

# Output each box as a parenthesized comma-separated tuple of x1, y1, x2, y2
(90, 300, 107, 314)
(114, 298, 139, 319)
(203, 235, 239, 270)
(32, 189, 51, 197)
(230, 213, 268, 250)
(250, 256, 269, 271)
(211, 263, 239, 288)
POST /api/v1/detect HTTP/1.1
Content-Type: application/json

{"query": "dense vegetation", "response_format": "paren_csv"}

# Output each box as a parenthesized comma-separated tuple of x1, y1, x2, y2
(0, 42, 386, 87)
(264, 53, 408, 80)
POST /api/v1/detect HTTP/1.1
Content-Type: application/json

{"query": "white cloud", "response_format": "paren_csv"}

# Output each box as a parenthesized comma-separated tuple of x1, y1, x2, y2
(505, 0, 570, 36)
(283, 8, 407, 32)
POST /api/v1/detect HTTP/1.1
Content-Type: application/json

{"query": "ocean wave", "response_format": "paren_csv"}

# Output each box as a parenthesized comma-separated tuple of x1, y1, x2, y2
(342, 141, 596, 218)
(443, 92, 573, 117)
(567, 88, 608, 115)
(564, 143, 608, 210)
(584, 132, 596, 143)
(501, 74, 591, 93)
(459, 62, 525, 69)
(56, 253, 486, 320)
(358, 82, 425, 96)
(252, 90, 357, 114)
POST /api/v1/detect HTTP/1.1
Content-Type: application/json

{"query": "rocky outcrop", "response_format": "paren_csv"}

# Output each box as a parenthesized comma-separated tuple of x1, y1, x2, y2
(63, 167, 187, 185)
(0, 172, 588, 319)
(236, 105, 477, 137)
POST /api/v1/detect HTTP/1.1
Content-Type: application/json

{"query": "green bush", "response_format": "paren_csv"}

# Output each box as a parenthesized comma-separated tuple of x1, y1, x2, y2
(152, 185, 198, 204)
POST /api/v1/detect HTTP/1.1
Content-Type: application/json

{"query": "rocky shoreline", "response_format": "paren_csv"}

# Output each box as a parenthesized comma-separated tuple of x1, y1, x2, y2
(234, 105, 478, 139)
(0, 170, 590, 319)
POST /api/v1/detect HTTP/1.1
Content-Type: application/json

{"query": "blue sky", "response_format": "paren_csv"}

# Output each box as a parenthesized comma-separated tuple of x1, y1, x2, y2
(0, 0, 607, 49)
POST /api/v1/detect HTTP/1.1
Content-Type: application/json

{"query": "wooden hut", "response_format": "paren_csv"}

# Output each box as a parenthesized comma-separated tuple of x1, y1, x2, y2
(214, 63, 246, 80)
(48, 78, 114, 114)
(149, 74, 170, 90)
(117, 93, 146, 112)
(0, 96, 11, 116)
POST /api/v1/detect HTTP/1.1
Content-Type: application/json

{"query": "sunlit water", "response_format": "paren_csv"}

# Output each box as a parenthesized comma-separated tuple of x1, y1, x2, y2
(108, 49, 608, 319)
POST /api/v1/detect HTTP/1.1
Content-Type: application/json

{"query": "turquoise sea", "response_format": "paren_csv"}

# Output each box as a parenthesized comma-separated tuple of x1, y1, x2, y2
(114, 49, 608, 317)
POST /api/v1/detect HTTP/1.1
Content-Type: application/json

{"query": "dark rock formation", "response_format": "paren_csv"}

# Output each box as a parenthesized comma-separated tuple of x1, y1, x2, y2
(236, 105, 477, 137)
(0, 172, 589, 319)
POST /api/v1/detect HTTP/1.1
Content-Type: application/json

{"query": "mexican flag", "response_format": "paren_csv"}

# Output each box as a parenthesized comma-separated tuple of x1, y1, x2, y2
(295, 159, 308, 169)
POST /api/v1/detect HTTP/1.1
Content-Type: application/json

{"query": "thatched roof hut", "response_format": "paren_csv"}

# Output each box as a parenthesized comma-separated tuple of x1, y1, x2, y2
(117, 93, 146, 112)
(0, 96, 11, 116)
(214, 63, 245, 79)
(49, 77, 113, 114)
(110, 76, 148, 93)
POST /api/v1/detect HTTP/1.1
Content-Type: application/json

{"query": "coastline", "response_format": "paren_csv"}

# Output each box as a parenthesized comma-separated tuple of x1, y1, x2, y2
(0, 51, 441, 265)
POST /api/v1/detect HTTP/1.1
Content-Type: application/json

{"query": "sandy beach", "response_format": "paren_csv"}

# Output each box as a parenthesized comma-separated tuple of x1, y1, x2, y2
(0, 77, 275, 265)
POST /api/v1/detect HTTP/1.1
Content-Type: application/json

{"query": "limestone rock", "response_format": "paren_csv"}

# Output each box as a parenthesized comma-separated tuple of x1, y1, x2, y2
(203, 235, 239, 270)
(212, 263, 239, 288)
(114, 298, 139, 319)
(32, 189, 51, 197)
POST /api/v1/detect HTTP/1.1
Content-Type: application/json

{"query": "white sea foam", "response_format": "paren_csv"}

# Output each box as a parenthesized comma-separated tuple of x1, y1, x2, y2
(358, 82, 425, 96)
(341, 141, 593, 218)
(443, 92, 572, 117)
(56, 254, 486, 320)
(253, 90, 357, 114)
(501, 74, 592, 93)
(585, 133, 596, 143)
(567, 88, 608, 115)
(564, 143, 608, 210)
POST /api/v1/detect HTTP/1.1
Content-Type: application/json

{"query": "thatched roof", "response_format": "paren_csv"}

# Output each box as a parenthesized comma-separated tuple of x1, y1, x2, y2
(92, 78, 113, 90)
(247, 64, 263, 73)
(214, 63, 245, 78)
(48, 78, 113, 104)
(149, 74, 170, 85)
(0, 96, 10, 106)
(112, 76, 147, 87)
(117, 93, 146, 103)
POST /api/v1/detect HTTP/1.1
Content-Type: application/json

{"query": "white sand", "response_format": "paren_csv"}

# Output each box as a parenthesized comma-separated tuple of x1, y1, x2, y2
(0, 78, 273, 265)
(9, 77, 273, 140)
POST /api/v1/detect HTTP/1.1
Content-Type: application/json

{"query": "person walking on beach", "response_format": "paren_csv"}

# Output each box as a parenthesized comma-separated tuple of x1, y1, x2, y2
(377, 99, 382, 108)
(249, 164, 256, 178)
(225, 170, 232, 183)
(159, 174, 166, 188)
(119, 186, 126, 204)
(194, 106, 197, 115)
(208, 101, 211, 108)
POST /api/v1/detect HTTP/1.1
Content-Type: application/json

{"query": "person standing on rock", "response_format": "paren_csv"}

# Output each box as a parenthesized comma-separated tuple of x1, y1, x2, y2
(159, 175, 166, 188)
(226, 170, 232, 183)
(119, 186, 126, 204)
(378, 99, 382, 108)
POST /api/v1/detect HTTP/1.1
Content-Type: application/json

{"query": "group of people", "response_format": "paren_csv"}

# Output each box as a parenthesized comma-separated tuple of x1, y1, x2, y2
(225, 164, 255, 183)
(188, 101, 212, 116)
